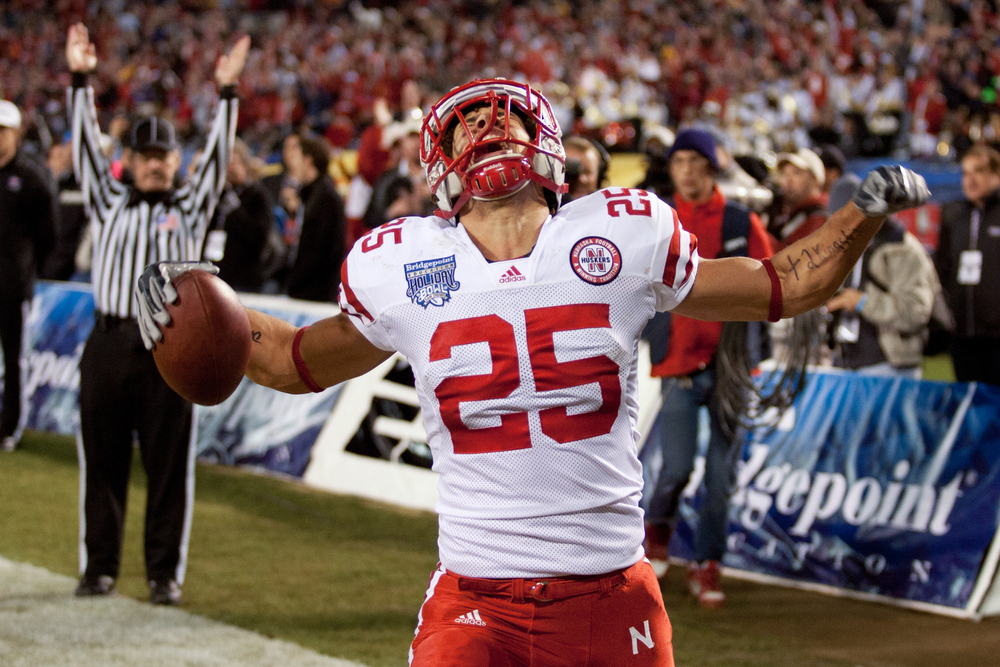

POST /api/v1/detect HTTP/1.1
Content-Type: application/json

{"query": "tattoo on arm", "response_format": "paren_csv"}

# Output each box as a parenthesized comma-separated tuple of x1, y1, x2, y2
(251, 331, 262, 344)
(786, 228, 861, 281)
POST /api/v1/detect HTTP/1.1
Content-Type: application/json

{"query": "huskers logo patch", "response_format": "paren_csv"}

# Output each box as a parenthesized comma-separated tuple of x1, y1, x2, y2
(405, 255, 461, 308)
(570, 237, 621, 285)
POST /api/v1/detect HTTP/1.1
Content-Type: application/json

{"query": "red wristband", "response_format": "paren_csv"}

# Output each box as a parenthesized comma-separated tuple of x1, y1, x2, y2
(292, 326, 323, 393)
(761, 258, 783, 323)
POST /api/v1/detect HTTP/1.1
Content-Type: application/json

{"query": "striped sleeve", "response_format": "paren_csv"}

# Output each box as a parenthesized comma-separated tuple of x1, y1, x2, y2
(176, 88, 239, 240)
(650, 197, 700, 312)
(67, 81, 126, 224)
(338, 252, 395, 351)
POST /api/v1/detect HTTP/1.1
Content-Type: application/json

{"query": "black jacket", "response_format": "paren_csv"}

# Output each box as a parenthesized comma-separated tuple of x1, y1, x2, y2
(936, 190, 1000, 338)
(209, 181, 276, 293)
(42, 172, 87, 280)
(287, 174, 346, 302)
(0, 151, 56, 300)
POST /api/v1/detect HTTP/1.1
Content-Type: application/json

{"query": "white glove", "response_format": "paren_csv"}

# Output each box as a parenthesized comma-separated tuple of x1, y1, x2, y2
(135, 261, 219, 351)
(852, 166, 931, 217)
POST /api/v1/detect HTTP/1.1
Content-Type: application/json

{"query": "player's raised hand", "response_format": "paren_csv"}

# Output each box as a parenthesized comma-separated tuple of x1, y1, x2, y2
(853, 166, 930, 218)
(214, 35, 251, 87)
(135, 261, 219, 350)
(66, 23, 97, 73)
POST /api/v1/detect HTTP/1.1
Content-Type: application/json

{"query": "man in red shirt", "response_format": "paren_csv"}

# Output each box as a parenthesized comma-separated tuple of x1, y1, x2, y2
(643, 129, 773, 608)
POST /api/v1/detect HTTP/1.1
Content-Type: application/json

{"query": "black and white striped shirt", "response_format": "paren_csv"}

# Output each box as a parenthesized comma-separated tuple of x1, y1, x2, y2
(69, 77, 238, 318)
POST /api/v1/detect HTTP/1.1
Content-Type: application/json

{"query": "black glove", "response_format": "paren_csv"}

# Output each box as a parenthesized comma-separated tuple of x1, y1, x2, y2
(852, 166, 930, 217)
(135, 261, 219, 351)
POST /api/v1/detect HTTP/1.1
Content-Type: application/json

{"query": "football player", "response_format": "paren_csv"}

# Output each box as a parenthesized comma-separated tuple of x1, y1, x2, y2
(138, 79, 928, 666)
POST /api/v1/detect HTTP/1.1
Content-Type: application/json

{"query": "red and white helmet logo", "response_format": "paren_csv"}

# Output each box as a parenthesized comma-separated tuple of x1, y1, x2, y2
(420, 79, 567, 219)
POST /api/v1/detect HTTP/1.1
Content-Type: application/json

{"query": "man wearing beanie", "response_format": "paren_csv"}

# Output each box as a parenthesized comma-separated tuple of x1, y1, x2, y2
(642, 129, 773, 608)
(768, 147, 828, 251)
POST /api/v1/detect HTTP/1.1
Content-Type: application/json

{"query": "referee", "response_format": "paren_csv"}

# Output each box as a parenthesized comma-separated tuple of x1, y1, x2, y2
(66, 23, 247, 605)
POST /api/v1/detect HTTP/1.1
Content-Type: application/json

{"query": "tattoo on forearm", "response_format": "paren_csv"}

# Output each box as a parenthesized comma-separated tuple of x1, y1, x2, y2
(251, 331, 262, 343)
(786, 228, 861, 280)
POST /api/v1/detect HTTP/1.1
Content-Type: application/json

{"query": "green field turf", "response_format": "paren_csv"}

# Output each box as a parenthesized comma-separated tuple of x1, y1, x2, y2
(2, 430, 998, 667)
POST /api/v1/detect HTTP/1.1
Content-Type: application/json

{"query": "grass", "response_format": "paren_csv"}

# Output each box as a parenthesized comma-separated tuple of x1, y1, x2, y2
(3, 428, 998, 667)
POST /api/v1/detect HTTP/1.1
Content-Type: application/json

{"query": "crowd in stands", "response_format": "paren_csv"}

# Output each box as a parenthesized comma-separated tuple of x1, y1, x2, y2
(2, 0, 1000, 166)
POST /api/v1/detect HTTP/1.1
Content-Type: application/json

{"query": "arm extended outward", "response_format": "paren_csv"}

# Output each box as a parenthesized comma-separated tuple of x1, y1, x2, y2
(670, 166, 930, 322)
(245, 310, 393, 393)
(136, 262, 393, 395)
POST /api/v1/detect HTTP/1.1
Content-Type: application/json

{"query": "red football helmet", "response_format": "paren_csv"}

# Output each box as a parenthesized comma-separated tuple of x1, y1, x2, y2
(420, 79, 567, 219)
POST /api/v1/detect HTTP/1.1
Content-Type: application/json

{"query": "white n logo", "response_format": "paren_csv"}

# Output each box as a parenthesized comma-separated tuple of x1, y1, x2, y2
(629, 620, 654, 655)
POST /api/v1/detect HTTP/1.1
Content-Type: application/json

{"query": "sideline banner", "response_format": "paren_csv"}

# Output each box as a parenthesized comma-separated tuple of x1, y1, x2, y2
(193, 295, 343, 479)
(21, 282, 94, 436)
(643, 370, 1000, 618)
(4, 282, 344, 480)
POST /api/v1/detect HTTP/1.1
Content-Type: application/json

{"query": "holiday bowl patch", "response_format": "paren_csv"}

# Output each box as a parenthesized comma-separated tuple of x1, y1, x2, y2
(405, 255, 461, 308)
(570, 237, 621, 285)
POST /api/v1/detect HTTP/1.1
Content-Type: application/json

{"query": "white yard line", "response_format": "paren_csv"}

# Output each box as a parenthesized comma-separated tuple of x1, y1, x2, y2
(0, 557, 368, 667)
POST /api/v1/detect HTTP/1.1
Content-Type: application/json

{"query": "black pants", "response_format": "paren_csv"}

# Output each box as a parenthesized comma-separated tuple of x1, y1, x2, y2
(951, 337, 1000, 386)
(78, 316, 194, 584)
(0, 298, 24, 439)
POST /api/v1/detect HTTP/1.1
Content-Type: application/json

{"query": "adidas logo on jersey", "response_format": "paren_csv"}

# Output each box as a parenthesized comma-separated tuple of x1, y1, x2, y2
(499, 266, 526, 283)
(454, 609, 487, 626)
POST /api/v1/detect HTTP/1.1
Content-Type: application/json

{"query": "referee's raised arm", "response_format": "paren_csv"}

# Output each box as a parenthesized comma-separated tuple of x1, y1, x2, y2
(66, 23, 124, 226)
(176, 35, 248, 235)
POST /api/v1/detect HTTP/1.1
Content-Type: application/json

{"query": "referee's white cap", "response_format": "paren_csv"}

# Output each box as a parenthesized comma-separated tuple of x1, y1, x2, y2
(0, 100, 21, 130)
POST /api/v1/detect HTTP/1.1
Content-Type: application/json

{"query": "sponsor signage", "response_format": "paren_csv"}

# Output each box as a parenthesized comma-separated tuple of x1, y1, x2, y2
(642, 370, 1000, 618)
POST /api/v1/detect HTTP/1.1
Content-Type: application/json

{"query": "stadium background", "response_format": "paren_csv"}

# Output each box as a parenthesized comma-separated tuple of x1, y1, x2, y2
(2, 0, 1000, 665)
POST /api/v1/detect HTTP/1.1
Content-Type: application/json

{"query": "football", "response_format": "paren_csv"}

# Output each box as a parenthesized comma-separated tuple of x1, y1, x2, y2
(151, 270, 252, 406)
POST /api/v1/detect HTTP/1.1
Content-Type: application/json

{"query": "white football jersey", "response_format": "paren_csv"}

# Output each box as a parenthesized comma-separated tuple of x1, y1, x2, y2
(339, 188, 699, 577)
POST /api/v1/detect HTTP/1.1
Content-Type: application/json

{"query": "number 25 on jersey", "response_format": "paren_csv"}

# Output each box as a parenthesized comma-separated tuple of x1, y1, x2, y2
(430, 304, 623, 455)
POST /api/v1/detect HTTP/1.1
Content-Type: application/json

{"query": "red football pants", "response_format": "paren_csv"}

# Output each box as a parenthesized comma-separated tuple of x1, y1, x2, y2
(409, 559, 674, 666)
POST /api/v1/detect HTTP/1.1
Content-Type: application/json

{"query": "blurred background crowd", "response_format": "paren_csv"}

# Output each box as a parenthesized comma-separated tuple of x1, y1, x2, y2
(5, 0, 999, 164)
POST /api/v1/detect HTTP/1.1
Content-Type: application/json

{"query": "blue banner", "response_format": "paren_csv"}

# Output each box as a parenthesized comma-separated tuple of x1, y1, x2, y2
(193, 303, 343, 479)
(2, 282, 343, 480)
(643, 371, 1000, 612)
(21, 282, 95, 436)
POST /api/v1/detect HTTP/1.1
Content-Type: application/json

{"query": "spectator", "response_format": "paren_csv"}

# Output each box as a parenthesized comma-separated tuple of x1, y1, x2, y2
(283, 134, 346, 302)
(562, 135, 608, 202)
(0, 99, 57, 452)
(363, 116, 426, 229)
(42, 134, 88, 281)
(767, 148, 828, 251)
(818, 144, 862, 213)
(825, 218, 940, 378)
(643, 129, 774, 608)
(636, 125, 675, 199)
(204, 139, 282, 293)
(935, 145, 1000, 385)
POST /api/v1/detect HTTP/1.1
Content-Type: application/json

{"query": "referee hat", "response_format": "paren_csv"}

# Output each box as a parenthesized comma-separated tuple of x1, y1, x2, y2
(131, 117, 177, 152)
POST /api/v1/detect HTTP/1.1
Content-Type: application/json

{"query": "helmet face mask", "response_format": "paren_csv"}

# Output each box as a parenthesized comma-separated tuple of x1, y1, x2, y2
(420, 79, 567, 219)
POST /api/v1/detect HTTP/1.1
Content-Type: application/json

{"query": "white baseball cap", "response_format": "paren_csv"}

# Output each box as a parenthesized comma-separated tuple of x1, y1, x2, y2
(777, 148, 825, 184)
(0, 100, 21, 130)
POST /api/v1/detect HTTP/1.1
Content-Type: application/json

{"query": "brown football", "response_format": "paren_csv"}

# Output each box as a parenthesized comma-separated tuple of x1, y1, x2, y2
(151, 270, 252, 406)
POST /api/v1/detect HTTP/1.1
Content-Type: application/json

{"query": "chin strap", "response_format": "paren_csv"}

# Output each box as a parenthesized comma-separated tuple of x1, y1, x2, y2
(434, 163, 568, 220)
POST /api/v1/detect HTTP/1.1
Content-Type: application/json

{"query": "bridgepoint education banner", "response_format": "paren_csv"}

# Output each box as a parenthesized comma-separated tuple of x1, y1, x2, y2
(642, 370, 1000, 618)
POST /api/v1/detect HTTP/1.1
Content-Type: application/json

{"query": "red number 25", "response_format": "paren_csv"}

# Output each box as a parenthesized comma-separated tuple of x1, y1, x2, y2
(429, 304, 622, 454)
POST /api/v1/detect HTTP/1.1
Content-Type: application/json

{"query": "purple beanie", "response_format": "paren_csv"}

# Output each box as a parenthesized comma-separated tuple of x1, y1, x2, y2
(667, 129, 720, 171)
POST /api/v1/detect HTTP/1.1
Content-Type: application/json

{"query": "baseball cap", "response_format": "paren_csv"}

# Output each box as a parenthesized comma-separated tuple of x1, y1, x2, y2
(667, 129, 720, 171)
(131, 117, 177, 152)
(380, 116, 423, 149)
(0, 100, 21, 130)
(777, 148, 825, 184)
